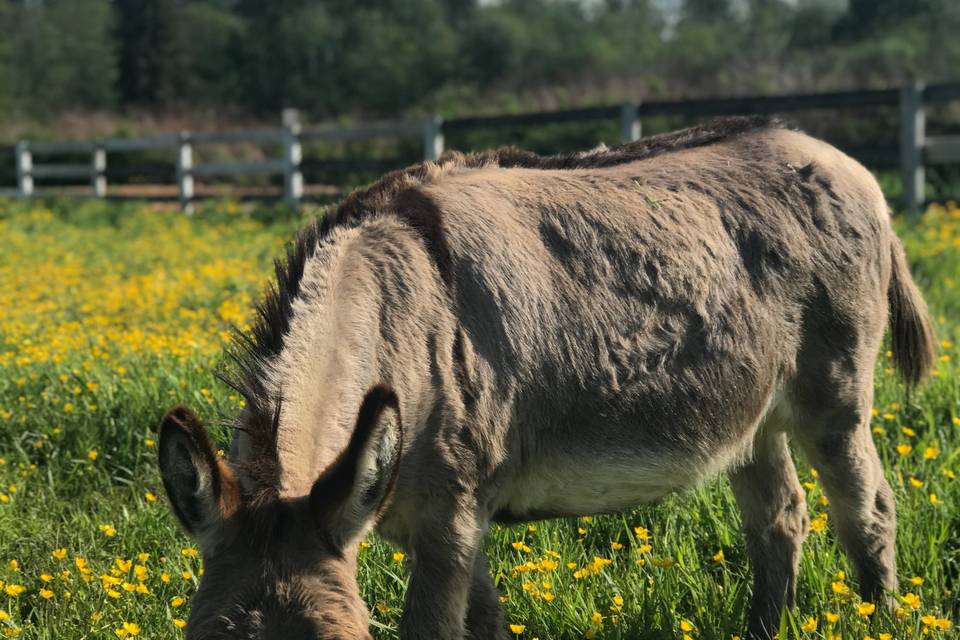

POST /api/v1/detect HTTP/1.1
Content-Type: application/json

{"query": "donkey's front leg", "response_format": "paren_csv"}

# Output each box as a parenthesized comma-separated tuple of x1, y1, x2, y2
(400, 507, 485, 640)
(465, 550, 509, 640)
(729, 430, 809, 639)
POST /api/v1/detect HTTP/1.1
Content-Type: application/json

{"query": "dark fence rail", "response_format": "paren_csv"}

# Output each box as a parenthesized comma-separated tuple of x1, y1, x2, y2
(4, 82, 958, 213)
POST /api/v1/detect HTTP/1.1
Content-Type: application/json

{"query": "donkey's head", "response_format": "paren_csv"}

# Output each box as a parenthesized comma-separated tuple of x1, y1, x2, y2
(158, 386, 402, 640)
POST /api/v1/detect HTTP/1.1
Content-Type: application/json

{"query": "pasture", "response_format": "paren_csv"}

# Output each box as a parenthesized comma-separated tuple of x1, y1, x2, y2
(0, 198, 956, 639)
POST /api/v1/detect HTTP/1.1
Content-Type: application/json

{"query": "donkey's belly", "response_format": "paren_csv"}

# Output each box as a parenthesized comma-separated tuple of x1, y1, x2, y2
(492, 450, 713, 521)
(490, 406, 767, 522)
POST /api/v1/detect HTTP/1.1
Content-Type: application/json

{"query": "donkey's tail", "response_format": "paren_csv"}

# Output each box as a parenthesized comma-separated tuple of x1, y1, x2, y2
(887, 238, 936, 386)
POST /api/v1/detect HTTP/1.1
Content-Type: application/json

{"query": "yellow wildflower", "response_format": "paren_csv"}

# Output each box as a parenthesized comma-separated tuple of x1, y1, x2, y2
(902, 592, 921, 609)
(3, 585, 25, 597)
(537, 559, 557, 572)
(810, 514, 828, 533)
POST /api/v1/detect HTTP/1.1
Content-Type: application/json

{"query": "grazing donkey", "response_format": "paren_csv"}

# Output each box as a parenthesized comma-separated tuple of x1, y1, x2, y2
(158, 117, 935, 639)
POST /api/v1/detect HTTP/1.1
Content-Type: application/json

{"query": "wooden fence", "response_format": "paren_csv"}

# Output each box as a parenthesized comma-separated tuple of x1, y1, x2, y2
(5, 82, 960, 214)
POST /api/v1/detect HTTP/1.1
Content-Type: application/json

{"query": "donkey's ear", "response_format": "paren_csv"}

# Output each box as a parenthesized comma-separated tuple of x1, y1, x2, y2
(310, 385, 402, 547)
(158, 406, 237, 542)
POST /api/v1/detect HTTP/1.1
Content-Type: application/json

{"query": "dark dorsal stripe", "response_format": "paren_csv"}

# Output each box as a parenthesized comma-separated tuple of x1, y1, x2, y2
(224, 115, 783, 495)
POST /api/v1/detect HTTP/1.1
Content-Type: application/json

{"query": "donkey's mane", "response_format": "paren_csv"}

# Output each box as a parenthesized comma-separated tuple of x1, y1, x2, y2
(224, 115, 783, 494)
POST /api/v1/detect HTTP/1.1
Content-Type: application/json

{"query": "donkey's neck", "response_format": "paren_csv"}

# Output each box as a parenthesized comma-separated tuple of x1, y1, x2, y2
(260, 221, 439, 499)
(265, 234, 381, 499)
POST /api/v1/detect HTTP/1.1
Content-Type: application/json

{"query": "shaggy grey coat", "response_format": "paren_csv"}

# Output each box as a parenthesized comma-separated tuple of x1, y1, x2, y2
(158, 117, 934, 640)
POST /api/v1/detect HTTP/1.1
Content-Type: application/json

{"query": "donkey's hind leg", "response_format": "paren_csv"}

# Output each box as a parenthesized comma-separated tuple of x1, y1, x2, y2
(729, 427, 809, 639)
(791, 387, 898, 605)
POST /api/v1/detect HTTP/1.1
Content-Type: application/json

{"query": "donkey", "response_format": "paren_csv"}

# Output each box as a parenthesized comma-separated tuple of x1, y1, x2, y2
(158, 116, 935, 639)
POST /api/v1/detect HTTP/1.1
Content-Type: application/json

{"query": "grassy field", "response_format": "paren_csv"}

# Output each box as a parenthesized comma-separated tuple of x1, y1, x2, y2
(0, 198, 956, 640)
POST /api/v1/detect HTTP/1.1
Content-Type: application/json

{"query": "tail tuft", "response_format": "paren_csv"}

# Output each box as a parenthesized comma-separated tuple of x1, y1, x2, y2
(888, 239, 936, 386)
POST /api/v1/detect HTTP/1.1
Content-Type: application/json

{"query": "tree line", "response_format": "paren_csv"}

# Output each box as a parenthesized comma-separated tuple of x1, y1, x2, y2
(0, 0, 956, 120)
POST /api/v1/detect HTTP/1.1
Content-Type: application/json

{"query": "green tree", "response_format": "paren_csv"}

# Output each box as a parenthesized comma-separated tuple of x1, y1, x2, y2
(231, 0, 340, 115)
(664, 0, 743, 95)
(6, 0, 116, 113)
(113, 0, 180, 105)
(3, 0, 960, 130)
(333, 0, 458, 115)
(170, 3, 244, 105)
(0, 4, 14, 113)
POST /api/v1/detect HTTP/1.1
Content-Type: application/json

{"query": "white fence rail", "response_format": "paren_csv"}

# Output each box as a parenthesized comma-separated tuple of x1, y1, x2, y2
(7, 82, 960, 214)
(11, 109, 442, 209)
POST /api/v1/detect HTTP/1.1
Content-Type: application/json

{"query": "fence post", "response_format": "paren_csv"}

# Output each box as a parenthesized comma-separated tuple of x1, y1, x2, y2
(423, 116, 444, 161)
(282, 108, 303, 205)
(91, 146, 107, 198)
(620, 101, 641, 143)
(15, 141, 33, 197)
(177, 131, 194, 213)
(899, 82, 925, 217)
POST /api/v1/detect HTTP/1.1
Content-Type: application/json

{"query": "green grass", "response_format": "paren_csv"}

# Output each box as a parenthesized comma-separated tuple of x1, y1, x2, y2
(0, 198, 957, 639)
